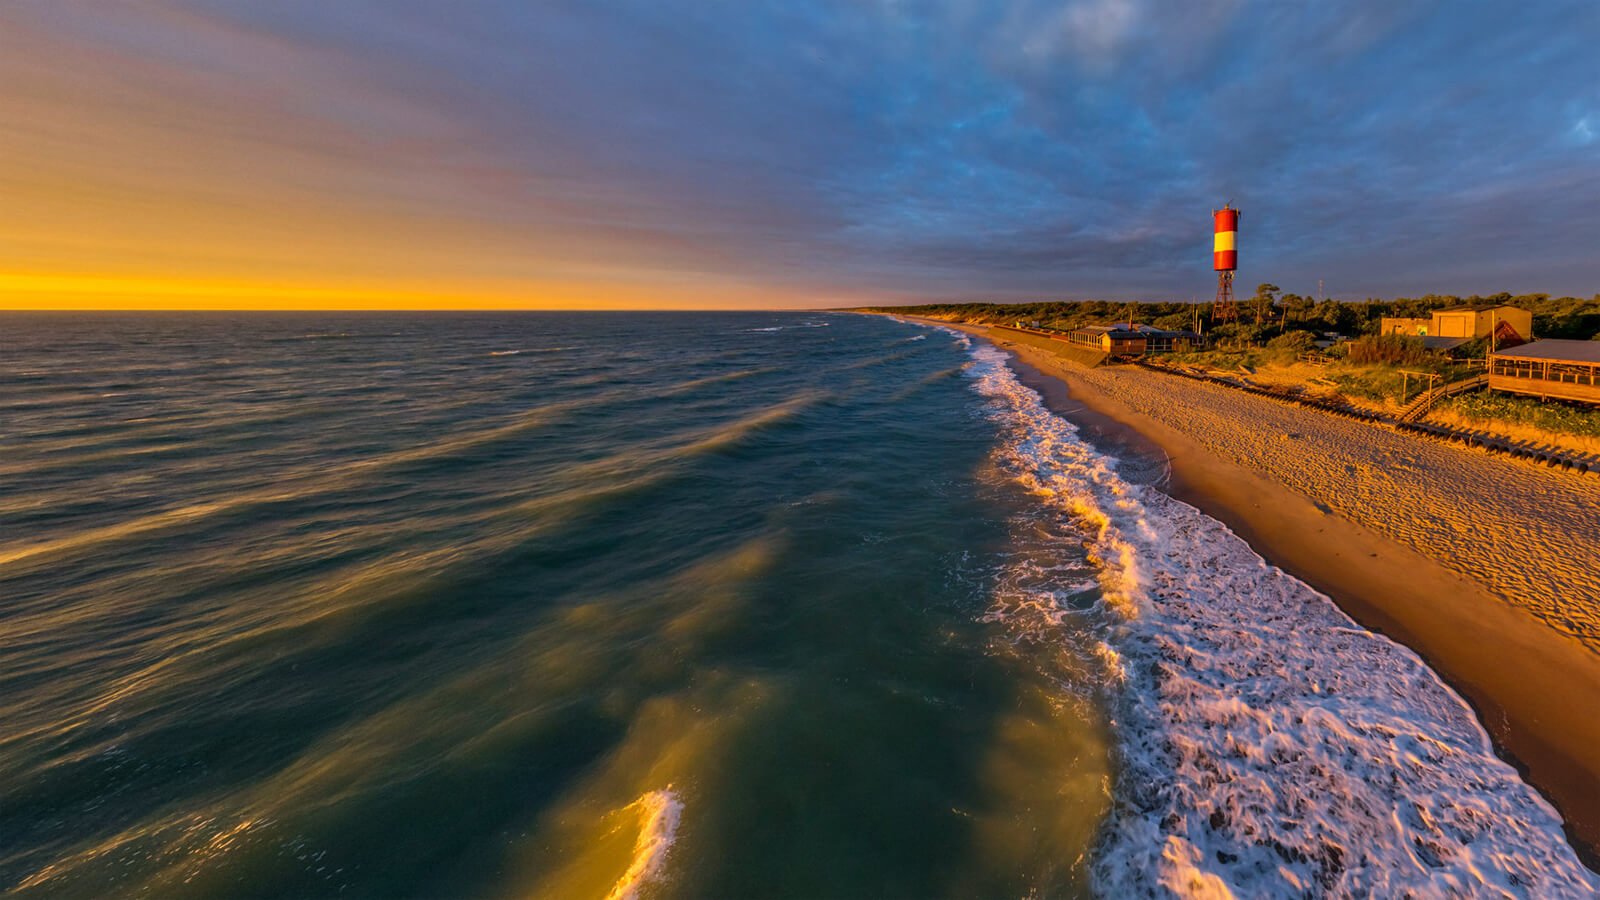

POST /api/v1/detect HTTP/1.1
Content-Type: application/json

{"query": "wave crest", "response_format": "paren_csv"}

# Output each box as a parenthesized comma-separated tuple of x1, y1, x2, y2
(604, 789, 683, 900)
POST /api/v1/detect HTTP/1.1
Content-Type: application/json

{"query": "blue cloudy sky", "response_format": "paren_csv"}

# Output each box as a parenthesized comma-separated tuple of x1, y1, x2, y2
(4, 0, 1599, 307)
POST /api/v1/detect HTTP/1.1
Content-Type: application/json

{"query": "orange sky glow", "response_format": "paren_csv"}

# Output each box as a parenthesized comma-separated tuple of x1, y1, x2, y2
(8, 3, 1600, 311)
(0, 6, 847, 311)
(0, 272, 830, 312)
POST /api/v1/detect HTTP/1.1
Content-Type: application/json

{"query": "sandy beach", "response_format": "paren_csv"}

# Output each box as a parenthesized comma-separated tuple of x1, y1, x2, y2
(915, 317, 1600, 863)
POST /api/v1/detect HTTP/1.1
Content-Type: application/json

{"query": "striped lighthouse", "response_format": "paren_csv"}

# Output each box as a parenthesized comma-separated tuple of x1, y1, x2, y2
(1211, 204, 1239, 322)
(1213, 205, 1238, 271)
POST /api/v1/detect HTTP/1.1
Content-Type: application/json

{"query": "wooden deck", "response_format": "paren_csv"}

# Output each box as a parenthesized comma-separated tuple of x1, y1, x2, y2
(1489, 372, 1600, 404)
(1489, 357, 1600, 404)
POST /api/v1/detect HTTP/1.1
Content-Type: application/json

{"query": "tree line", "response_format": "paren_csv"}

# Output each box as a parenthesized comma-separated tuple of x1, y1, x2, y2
(860, 291, 1600, 344)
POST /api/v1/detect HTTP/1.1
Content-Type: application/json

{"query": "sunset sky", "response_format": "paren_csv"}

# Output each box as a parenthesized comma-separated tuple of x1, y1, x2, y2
(4, 1, 1599, 310)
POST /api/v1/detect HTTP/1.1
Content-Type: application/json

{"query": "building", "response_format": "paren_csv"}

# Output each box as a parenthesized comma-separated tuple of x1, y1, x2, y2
(1067, 324, 1141, 355)
(1066, 323, 1201, 357)
(1380, 304, 1532, 347)
(1436, 304, 1532, 344)
(1379, 316, 1430, 336)
(1488, 339, 1600, 405)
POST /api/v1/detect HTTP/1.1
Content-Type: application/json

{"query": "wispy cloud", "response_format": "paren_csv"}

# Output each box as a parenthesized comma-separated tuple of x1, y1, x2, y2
(2, 0, 1598, 307)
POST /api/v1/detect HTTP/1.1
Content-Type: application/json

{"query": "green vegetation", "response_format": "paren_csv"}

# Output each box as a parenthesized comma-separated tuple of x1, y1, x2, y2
(1160, 341, 1466, 404)
(1442, 392, 1600, 438)
(1344, 334, 1434, 366)
(863, 292, 1600, 341)
(1248, 283, 1280, 327)
(1167, 344, 1296, 372)
(1265, 330, 1317, 353)
(869, 299, 1204, 332)
(1324, 365, 1463, 404)
(864, 292, 1600, 412)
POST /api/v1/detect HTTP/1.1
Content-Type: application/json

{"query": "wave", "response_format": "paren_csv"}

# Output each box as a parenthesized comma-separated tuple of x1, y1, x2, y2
(662, 391, 822, 458)
(0, 397, 590, 570)
(959, 341, 1599, 896)
(742, 321, 830, 333)
(0, 361, 804, 571)
(657, 367, 776, 397)
(264, 332, 388, 343)
(488, 347, 571, 356)
(604, 790, 683, 900)
(927, 324, 972, 350)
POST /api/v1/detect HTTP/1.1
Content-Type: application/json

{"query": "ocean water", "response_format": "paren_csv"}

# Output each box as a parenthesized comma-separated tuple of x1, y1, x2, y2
(1, 312, 1593, 898)
(0, 313, 1111, 898)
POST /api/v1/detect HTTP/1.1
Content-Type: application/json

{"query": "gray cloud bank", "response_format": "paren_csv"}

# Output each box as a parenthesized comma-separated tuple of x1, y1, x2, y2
(12, 0, 1600, 303)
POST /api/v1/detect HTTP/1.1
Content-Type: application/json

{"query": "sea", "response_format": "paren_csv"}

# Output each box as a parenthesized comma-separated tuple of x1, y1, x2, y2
(1, 311, 1594, 898)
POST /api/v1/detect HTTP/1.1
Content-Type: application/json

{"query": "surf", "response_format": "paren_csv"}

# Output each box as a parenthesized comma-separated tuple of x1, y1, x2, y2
(957, 338, 1599, 895)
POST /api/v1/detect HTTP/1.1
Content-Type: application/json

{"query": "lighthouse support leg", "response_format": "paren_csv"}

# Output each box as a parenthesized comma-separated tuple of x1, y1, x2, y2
(1212, 271, 1238, 323)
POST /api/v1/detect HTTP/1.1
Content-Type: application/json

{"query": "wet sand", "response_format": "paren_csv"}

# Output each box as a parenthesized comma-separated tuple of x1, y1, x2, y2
(912, 317, 1600, 865)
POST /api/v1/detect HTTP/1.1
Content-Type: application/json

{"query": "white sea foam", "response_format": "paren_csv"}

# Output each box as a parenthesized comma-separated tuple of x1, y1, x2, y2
(931, 325, 971, 350)
(960, 341, 1599, 897)
(487, 347, 570, 356)
(604, 789, 683, 900)
(744, 322, 830, 333)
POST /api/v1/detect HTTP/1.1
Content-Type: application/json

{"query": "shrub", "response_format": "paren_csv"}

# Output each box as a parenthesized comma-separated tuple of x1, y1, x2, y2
(1452, 335, 1490, 360)
(1444, 392, 1600, 438)
(1345, 334, 1432, 366)
(1206, 322, 1270, 348)
(1330, 369, 1400, 402)
(1153, 311, 1198, 332)
(1267, 330, 1317, 352)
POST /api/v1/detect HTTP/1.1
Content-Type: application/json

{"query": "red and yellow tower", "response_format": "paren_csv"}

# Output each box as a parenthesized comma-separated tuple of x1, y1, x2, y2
(1212, 204, 1240, 322)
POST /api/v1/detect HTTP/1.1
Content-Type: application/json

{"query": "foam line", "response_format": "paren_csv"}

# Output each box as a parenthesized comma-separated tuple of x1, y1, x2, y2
(959, 340, 1598, 896)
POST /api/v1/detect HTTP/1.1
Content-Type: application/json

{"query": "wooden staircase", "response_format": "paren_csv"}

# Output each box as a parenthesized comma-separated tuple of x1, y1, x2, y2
(1397, 373, 1487, 422)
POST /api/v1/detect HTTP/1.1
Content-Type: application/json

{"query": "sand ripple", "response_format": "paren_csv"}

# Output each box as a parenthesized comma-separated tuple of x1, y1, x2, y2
(1072, 365, 1600, 650)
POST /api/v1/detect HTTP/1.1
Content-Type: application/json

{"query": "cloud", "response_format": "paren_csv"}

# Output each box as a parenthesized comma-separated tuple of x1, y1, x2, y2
(2, 0, 1598, 306)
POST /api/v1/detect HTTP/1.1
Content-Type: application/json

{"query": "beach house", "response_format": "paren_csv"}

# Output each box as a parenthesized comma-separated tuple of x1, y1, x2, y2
(1065, 323, 1201, 357)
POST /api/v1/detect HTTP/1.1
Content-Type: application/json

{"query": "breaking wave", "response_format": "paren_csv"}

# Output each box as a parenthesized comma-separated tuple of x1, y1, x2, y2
(743, 321, 831, 333)
(960, 342, 1599, 897)
(487, 347, 570, 356)
(604, 790, 683, 900)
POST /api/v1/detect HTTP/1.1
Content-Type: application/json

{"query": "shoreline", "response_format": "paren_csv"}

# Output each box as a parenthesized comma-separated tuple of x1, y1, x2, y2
(906, 316, 1600, 866)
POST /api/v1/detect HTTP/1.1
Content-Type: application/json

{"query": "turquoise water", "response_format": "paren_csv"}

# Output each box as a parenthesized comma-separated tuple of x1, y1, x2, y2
(0, 313, 1112, 898)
